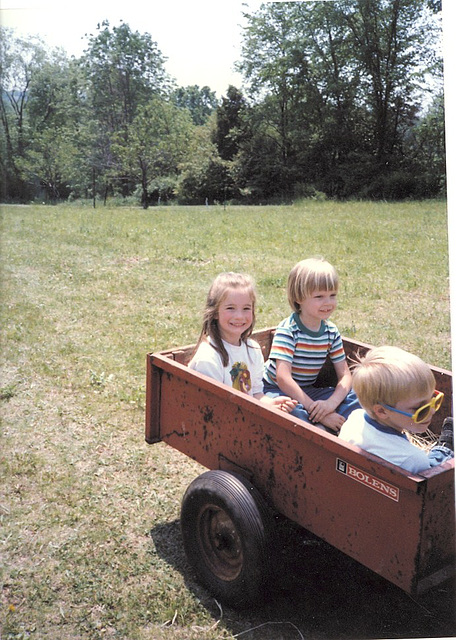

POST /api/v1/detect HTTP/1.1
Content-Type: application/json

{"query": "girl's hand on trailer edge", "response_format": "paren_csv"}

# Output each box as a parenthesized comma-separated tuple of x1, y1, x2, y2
(271, 396, 298, 413)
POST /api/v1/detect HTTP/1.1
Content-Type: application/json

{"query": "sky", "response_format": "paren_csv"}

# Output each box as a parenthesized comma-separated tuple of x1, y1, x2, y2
(0, 0, 265, 97)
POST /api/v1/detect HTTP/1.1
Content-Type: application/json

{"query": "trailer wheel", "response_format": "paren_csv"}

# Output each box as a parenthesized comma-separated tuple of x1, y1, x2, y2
(180, 470, 272, 607)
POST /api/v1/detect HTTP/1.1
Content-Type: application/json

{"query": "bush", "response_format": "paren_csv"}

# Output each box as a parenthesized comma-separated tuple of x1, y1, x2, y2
(293, 183, 327, 201)
(358, 170, 444, 200)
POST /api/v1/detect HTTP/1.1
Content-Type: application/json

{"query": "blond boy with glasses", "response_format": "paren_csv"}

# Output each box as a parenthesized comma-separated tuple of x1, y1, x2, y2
(339, 346, 453, 474)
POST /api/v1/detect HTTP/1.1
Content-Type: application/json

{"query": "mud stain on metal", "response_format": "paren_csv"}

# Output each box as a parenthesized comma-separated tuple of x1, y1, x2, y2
(202, 406, 213, 423)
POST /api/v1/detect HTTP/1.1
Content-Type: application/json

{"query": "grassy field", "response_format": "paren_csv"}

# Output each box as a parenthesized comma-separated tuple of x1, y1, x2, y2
(0, 200, 453, 640)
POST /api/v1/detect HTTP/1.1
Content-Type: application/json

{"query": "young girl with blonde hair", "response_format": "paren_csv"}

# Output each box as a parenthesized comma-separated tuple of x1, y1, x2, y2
(189, 272, 296, 411)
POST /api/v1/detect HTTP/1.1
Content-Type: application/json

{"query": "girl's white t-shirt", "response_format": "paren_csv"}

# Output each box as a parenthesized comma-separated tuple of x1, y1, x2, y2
(188, 337, 264, 396)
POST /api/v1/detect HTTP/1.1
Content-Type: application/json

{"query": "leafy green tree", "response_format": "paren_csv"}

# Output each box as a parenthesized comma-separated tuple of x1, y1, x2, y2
(1, 5, 444, 205)
(112, 98, 193, 208)
(176, 119, 236, 204)
(0, 28, 47, 199)
(0, 30, 93, 201)
(237, 4, 299, 177)
(213, 85, 248, 161)
(80, 21, 172, 197)
(236, 0, 443, 200)
(172, 85, 218, 125)
(398, 91, 446, 197)
(340, 0, 438, 163)
(237, 2, 355, 197)
(21, 54, 89, 200)
(17, 127, 79, 200)
(81, 21, 171, 130)
(427, 0, 441, 12)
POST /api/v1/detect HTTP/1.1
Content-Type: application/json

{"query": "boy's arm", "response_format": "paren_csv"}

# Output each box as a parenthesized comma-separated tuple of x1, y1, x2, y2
(275, 360, 313, 409)
(276, 359, 345, 431)
(331, 359, 353, 405)
(306, 359, 352, 425)
(275, 359, 352, 410)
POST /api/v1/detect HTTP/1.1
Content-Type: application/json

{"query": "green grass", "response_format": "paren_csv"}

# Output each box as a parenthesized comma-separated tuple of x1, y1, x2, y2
(0, 200, 452, 639)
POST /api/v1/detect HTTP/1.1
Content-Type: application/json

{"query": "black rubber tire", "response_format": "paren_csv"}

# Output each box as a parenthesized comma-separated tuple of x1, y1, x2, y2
(180, 470, 272, 607)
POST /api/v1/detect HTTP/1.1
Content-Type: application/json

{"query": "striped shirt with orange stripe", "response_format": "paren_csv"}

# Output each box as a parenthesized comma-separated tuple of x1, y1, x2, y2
(263, 312, 345, 388)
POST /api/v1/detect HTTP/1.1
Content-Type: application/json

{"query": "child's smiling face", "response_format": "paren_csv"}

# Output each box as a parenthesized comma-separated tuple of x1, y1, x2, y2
(298, 289, 338, 329)
(217, 287, 253, 345)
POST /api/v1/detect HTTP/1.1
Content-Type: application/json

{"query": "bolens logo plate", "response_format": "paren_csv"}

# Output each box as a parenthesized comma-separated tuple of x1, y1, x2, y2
(336, 458, 399, 501)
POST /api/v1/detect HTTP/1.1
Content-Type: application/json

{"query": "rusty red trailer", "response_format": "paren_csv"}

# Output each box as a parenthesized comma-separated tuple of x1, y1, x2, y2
(146, 328, 454, 606)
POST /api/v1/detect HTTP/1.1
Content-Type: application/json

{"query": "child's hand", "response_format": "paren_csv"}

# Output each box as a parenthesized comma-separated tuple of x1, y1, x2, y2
(270, 396, 298, 413)
(307, 398, 337, 423)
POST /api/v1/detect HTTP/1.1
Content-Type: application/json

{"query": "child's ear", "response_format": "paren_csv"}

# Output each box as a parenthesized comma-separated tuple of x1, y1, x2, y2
(372, 403, 388, 421)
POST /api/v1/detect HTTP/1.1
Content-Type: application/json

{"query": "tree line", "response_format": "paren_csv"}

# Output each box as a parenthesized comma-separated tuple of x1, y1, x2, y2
(0, 0, 445, 207)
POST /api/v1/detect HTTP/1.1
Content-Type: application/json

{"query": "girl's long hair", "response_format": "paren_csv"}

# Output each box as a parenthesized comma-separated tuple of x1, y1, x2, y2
(194, 272, 257, 367)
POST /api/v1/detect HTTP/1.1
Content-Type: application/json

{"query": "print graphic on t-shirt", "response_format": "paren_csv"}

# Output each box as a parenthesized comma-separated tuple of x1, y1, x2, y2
(230, 361, 252, 394)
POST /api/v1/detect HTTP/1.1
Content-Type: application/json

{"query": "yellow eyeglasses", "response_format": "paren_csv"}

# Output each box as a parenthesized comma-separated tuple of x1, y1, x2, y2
(381, 390, 444, 424)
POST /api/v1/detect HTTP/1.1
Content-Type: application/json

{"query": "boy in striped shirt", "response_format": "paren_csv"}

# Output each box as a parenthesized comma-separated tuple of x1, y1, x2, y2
(263, 258, 360, 433)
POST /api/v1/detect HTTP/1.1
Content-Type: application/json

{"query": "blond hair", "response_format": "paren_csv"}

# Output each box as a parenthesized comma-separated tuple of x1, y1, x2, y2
(287, 258, 339, 312)
(194, 272, 257, 366)
(351, 346, 436, 414)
